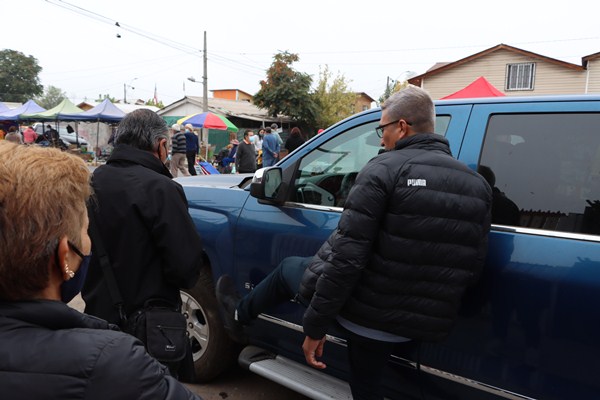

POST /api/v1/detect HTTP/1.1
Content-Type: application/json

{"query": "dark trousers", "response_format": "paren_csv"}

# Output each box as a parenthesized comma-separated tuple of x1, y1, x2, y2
(346, 331, 397, 400)
(186, 151, 197, 175)
(236, 256, 310, 323)
(236, 256, 396, 400)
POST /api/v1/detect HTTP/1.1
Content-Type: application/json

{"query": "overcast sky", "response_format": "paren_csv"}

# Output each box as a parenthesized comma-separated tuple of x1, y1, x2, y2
(5, 0, 600, 105)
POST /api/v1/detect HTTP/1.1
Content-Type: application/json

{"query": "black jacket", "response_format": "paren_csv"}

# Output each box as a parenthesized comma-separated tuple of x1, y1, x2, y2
(235, 140, 257, 173)
(301, 134, 492, 342)
(284, 134, 305, 154)
(82, 144, 203, 324)
(0, 300, 200, 400)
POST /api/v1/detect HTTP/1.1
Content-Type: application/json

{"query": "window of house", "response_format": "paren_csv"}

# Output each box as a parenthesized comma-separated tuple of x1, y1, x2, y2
(506, 63, 535, 90)
(479, 113, 600, 235)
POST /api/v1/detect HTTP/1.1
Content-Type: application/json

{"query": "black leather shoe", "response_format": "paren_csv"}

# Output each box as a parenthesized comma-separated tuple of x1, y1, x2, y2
(215, 275, 246, 343)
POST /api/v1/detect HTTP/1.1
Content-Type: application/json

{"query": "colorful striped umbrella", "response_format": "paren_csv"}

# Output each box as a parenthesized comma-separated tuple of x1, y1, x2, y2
(177, 112, 238, 132)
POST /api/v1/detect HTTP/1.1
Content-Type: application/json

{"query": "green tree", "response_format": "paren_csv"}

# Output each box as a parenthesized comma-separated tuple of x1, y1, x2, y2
(0, 49, 43, 103)
(378, 72, 416, 104)
(36, 85, 66, 109)
(95, 93, 117, 103)
(145, 99, 164, 108)
(254, 51, 317, 125)
(313, 65, 356, 129)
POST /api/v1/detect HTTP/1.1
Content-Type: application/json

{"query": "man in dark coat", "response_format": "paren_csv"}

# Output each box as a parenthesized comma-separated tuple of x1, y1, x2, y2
(184, 123, 200, 176)
(235, 129, 257, 173)
(217, 86, 492, 400)
(82, 110, 203, 366)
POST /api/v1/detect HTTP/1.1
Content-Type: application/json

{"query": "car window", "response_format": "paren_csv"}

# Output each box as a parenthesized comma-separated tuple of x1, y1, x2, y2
(292, 121, 380, 207)
(479, 112, 600, 235)
(435, 115, 451, 136)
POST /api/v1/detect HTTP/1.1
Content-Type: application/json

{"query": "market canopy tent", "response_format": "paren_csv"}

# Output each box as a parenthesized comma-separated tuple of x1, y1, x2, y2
(21, 98, 84, 120)
(441, 76, 505, 99)
(0, 102, 9, 113)
(60, 99, 126, 162)
(60, 98, 125, 122)
(0, 100, 45, 120)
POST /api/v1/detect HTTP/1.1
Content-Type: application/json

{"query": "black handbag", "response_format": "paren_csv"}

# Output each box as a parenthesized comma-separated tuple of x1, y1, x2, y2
(125, 303, 188, 362)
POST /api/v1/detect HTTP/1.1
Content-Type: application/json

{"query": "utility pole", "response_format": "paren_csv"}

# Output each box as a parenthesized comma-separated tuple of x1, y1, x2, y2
(123, 83, 127, 104)
(202, 30, 209, 160)
(203, 31, 208, 112)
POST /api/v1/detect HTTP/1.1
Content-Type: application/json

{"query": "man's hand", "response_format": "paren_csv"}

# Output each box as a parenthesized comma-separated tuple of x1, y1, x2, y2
(302, 336, 327, 369)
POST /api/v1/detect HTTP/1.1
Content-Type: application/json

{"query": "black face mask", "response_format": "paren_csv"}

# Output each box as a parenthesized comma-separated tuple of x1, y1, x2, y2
(56, 242, 92, 303)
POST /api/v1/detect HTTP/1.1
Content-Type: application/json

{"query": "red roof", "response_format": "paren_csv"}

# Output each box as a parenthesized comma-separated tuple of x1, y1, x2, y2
(441, 76, 505, 99)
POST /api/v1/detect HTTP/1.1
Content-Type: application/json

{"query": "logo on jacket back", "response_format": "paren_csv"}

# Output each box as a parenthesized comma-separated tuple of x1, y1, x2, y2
(407, 179, 427, 187)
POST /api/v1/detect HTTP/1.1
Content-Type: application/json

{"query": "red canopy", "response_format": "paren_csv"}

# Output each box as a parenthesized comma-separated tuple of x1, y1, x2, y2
(441, 76, 505, 99)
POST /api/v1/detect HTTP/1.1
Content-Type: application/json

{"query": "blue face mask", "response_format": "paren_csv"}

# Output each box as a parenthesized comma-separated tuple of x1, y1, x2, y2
(249, 136, 256, 143)
(58, 242, 92, 303)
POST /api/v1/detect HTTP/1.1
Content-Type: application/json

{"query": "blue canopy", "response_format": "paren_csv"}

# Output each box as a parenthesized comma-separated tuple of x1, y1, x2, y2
(60, 98, 125, 122)
(0, 100, 45, 121)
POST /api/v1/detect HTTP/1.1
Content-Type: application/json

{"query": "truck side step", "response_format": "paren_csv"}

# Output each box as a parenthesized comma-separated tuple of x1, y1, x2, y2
(238, 345, 352, 400)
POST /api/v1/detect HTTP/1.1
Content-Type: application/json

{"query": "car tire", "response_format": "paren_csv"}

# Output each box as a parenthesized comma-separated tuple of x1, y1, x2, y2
(181, 266, 238, 382)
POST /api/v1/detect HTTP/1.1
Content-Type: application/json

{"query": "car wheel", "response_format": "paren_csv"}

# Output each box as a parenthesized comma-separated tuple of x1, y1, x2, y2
(180, 267, 238, 382)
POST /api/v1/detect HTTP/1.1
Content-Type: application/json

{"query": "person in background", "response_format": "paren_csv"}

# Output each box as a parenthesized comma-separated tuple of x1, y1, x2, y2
(184, 123, 199, 176)
(228, 131, 239, 159)
(169, 123, 189, 177)
(44, 124, 62, 148)
(0, 141, 203, 400)
(235, 129, 257, 174)
(82, 109, 203, 378)
(284, 127, 306, 155)
(262, 127, 280, 167)
(255, 128, 265, 169)
(5, 129, 22, 144)
(317, 128, 325, 135)
(270, 123, 283, 146)
(0, 127, 5, 140)
(22, 125, 36, 144)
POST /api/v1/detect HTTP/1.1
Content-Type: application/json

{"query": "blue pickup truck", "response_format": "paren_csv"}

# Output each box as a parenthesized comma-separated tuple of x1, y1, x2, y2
(177, 95, 600, 400)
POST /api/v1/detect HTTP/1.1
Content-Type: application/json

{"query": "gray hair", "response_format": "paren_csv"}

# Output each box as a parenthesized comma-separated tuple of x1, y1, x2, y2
(382, 86, 435, 133)
(114, 109, 168, 151)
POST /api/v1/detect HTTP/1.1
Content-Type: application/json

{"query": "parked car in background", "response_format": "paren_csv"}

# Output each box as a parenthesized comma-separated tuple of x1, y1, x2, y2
(176, 95, 600, 400)
(32, 123, 88, 146)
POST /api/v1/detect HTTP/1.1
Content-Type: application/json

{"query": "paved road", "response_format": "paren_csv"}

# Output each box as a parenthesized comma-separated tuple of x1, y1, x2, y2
(68, 296, 309, 400)
(185, 365, 309, 400)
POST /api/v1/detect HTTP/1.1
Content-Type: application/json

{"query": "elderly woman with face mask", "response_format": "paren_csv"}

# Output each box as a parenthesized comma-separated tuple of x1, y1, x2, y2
(0, 142, 202, 400)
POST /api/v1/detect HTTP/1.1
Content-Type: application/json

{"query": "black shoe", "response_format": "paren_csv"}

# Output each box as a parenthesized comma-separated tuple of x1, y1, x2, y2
(215, 275, 247, 343)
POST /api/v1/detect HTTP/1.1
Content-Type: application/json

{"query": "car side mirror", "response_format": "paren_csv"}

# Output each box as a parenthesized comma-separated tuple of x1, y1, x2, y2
(250, 167, 286, 204)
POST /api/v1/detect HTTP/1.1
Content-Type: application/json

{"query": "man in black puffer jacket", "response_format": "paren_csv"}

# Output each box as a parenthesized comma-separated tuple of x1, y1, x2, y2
(301, 86, 492, 399)
(217, 87, 491, 400)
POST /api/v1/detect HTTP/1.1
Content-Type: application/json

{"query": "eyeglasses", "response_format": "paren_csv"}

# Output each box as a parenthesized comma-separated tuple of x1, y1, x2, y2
(68, 241, 85, 259)
(375, 119, 412, 138)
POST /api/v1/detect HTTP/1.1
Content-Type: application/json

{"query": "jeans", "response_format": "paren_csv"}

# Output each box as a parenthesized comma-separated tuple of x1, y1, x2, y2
(236, 256, 310, 323)
(236, 255, 398, 399)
